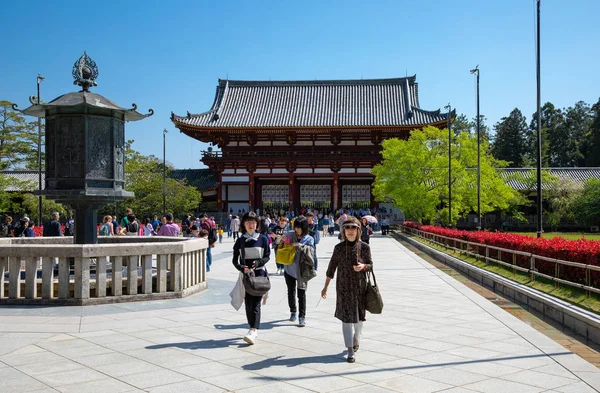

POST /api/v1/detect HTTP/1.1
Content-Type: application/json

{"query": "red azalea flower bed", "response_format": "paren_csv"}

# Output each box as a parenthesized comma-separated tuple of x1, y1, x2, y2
(403, 221, 600, 287)
(32, 225, 67, 237)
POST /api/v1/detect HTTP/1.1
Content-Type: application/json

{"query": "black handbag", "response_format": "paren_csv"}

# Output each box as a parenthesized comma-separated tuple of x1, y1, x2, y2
(243, 269, 271, 296)
(240, 236, 271, 296)
(365, 270, 383, 314)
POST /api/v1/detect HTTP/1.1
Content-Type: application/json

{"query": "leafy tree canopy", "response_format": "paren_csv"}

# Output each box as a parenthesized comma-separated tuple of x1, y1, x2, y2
(118, 140, 202, 219)
(372, 126, 522, 225)
(491, 108, 529, 167)
(572, 178, 600, 229)
(0, 100, 43, 170)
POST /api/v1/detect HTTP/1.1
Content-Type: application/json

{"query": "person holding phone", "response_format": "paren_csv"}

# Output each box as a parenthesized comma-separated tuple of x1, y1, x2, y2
(272, 216, 315, 327)
(232, 212, 271, 345)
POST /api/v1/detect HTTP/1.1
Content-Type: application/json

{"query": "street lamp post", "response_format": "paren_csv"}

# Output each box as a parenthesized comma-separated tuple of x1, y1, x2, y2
(37, 74, 44, 227)
(163, 129, 168, 216)
(470, 66, 481, 230)
(536, 0, 543, 238)
(444, 103, 452, 226)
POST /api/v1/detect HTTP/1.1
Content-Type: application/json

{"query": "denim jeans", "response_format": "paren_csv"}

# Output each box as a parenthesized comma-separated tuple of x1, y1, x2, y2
(206, 245, 212, 271)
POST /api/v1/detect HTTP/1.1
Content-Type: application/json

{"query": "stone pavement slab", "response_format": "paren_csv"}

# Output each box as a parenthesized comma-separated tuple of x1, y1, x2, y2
(0, 234, 599, 392)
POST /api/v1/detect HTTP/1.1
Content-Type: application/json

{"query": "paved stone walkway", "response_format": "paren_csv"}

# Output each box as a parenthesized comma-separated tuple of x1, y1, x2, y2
(1, 234, 600, 392)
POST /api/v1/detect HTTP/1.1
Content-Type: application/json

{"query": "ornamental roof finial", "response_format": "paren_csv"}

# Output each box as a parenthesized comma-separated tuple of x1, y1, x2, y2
(72, 51, 99, 92)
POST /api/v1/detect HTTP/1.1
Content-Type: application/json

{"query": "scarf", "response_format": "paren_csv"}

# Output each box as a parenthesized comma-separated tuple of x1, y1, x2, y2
(243, 232, 260, 242)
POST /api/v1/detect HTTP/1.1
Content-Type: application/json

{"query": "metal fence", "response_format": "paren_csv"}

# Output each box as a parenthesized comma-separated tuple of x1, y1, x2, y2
(402, 226, 600, 297)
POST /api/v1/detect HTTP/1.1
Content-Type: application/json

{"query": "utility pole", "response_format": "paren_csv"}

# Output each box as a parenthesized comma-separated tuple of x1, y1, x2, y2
(536, 0, 543, 238)
(470, 66, 481, 230)
(163, 129, 168, 216)
(444, 103, 452, 226)
(37, 74, 45, 227)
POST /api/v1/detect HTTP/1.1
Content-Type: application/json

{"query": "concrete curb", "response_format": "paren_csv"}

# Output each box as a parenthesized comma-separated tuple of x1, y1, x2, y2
(397, 232, 600, 346)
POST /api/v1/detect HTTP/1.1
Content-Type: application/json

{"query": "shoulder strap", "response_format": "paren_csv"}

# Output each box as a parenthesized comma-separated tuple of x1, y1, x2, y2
(367, 269, 377, 286)
(240, 237, 246, 264)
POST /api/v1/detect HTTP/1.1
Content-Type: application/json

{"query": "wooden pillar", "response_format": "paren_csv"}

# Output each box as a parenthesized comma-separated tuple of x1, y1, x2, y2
(217, 173, 223, 211)
(333, 174, 340, 212)
(249, 174, 255, 211)
(370, 175, 376, 209)
(288, 175, 294, 211)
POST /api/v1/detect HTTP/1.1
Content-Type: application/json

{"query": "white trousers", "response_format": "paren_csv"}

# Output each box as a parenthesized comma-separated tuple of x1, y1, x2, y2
(342, 321, 364, 348)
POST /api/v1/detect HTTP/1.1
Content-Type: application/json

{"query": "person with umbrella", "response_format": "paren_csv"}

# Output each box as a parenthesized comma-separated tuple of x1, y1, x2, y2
(360, 217, 373, 243)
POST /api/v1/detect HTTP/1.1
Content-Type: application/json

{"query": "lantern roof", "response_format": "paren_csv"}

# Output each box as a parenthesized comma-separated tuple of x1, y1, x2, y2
(13, 52, 153, 121)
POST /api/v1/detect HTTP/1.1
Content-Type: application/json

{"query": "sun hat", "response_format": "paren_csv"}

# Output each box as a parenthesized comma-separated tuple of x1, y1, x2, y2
(342, 216, 361, 229)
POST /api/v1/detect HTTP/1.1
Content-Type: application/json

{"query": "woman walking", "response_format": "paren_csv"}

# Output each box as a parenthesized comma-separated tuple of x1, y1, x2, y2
(232, 212, 271, 345)
(321, 216, 373, 363)
(273, 216, 316, 327)
(360, 217, 372, 244)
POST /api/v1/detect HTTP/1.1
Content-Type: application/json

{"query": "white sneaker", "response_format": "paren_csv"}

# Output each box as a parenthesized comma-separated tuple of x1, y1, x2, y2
(243, 329, 257, 345)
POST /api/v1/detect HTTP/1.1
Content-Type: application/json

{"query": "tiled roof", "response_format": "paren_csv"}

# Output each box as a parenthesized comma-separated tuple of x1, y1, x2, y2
(172, 77, 451, 129)
(499, 168, 600, 191)
(169, 169, 218, 191)
(16, 92, 154, 122)
(0, 170, 43, 191)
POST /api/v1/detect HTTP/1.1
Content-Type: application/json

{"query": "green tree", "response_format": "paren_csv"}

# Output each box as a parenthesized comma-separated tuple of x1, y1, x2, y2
(585, 98, 600, 166)
(572, 178, 600, 229)
(20, 194, 69, 224)
(529, 102, 563, 167)
(491, 108, 529, 167)
(545, 178, 581, 231)
(0, 100, 42, 170)
(452, 113, 490, 143)
(372, 126, 521, 225)
(120, 141, 201, 218)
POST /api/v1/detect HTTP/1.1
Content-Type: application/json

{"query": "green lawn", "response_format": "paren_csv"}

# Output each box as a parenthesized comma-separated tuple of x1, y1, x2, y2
(514, 232, 600, 241)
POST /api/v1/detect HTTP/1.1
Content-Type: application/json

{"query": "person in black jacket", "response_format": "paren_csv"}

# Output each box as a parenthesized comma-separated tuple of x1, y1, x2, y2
(43, 212, 63, 237)
(232, 212, 271, 345)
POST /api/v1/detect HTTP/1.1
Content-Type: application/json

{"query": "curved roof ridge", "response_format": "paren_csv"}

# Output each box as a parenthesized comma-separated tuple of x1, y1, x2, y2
(217, 76, 417, 87)
(412, 106, 441, 115)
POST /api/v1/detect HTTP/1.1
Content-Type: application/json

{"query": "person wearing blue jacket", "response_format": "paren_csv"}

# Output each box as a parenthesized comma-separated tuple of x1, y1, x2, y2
(273, 216, 315, 327)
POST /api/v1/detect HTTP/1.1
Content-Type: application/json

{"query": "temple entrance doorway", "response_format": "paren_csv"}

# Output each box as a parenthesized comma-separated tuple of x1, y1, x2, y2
(300, 184, 331, 211)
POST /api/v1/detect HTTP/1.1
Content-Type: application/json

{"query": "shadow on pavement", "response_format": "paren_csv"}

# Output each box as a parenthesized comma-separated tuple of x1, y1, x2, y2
(214, 319, 290, 331)
(145, 337, 245, 350)
(242, 353, 347, 370)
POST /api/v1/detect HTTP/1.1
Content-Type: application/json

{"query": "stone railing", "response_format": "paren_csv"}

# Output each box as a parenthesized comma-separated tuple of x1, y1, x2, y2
(0, 236, 208, 305)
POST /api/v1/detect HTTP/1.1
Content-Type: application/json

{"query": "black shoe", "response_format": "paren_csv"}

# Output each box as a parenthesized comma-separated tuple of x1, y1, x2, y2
(347, 356, 355, 363)
(353, 344, 359, 352)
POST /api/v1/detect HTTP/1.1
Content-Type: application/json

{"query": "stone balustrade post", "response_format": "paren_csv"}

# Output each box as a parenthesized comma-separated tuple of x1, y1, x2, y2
(9, 257, 21, 299)
(41, 257, 55, 299)
(157, 254, 167, 293)
(112, 256, 123, 296)
(126, 255, 138, 295)
(0, 257, 7, 299)
(58, 258, 70, 299)
(142, 255, 152, 294)
(25, 257, 38, 299)
(74, 257, 90, 299)
(96, 256, 107, 298)
(171, 253, 182, 292)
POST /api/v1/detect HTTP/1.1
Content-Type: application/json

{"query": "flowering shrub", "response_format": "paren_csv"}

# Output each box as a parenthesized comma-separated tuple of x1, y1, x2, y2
(403, 221, 600, 287)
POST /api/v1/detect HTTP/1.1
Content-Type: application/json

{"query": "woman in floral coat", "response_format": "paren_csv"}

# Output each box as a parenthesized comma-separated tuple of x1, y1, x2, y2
(321, 216, 373, 363)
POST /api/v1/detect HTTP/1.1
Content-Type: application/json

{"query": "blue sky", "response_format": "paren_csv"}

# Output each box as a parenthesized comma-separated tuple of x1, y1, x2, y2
(3, 0, 599, 169)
